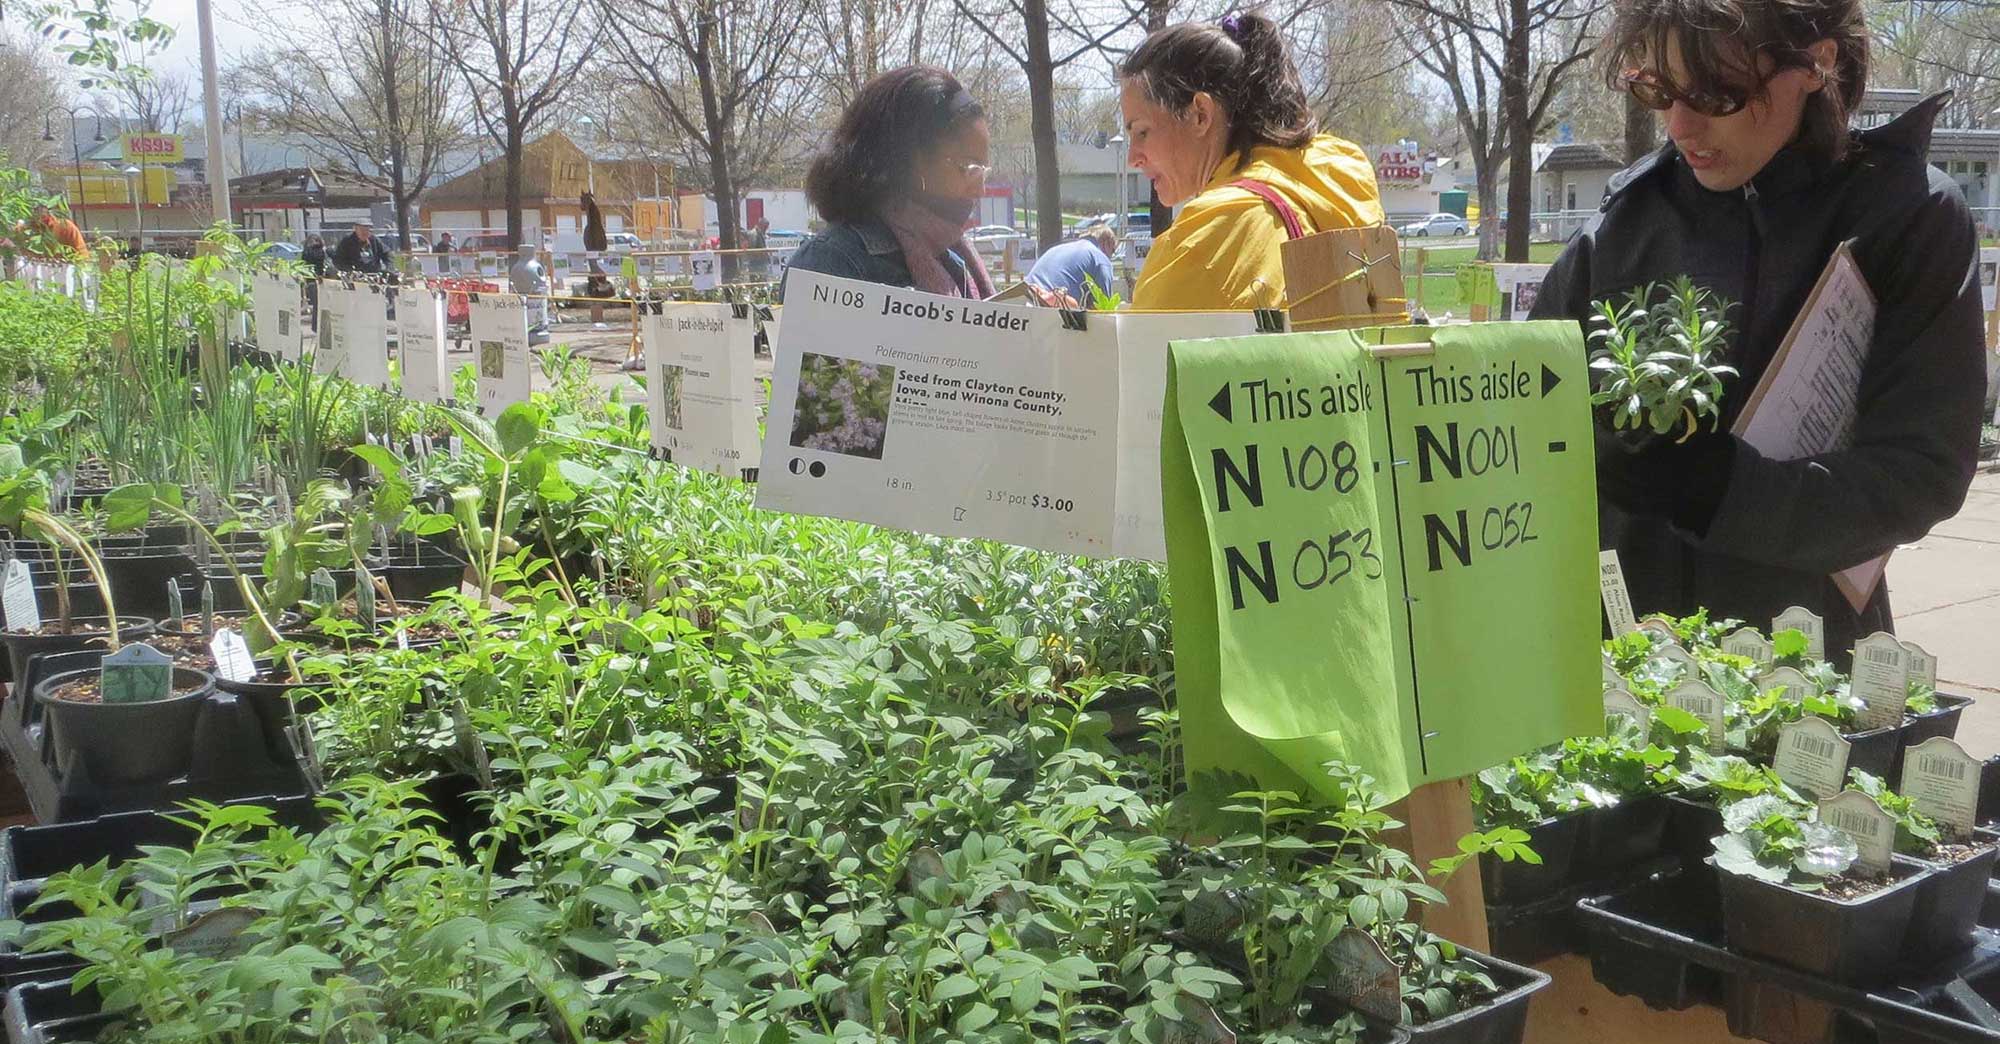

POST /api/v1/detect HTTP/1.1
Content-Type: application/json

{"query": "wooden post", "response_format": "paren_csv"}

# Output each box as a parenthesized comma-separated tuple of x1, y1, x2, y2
(1278, 224, 1408, 332)
(1415, 247, 1429, 316)
(1398, 778, 1490, 949)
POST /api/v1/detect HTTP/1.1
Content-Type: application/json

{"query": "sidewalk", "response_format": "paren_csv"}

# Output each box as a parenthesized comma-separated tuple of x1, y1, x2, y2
(1889, 466, 2000, 755)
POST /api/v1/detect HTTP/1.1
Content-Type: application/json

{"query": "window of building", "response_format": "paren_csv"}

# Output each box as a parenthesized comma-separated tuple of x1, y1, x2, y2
(1566, 183, 1577, 210)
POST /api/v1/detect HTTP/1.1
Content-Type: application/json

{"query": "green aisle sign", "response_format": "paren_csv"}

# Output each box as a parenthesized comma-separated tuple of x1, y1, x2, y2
(1161, 321, 1600, 802)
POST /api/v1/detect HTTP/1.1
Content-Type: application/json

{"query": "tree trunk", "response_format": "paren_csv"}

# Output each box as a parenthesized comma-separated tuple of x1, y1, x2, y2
(1024, 0, 1062, 250)
(1474, 161, 1500, 261)
(693, 15, 740, 284)
(1623, 91, 1656, 164)
(380, 0, 411, 256)
(1501, 0, 1534, 262)
(504, 119, 525, 248)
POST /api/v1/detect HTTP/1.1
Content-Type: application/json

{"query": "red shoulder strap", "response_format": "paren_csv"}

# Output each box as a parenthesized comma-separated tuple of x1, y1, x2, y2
(1230, 178, 1307, 241)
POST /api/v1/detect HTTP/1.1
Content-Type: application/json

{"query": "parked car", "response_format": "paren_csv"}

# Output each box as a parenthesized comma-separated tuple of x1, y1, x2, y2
(603, 232, 642, 253)
(1399, 213, 1471, 237)
(261, 242, 304, 262)
(379, 233, 431, 254)
(459, 233, 514, 254)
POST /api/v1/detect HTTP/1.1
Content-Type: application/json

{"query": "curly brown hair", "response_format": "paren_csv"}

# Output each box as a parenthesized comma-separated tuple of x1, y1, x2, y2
(1603, 0, 1869, 162)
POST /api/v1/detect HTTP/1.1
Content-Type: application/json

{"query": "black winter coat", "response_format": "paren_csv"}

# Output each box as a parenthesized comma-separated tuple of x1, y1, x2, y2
(332, 232, 392, 274)
(1530, 95, 1987, 665)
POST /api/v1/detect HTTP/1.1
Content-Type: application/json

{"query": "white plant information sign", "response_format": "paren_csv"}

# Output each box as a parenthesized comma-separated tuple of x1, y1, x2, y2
(470, 292, 532, 414)
(646, 303, 762, 476)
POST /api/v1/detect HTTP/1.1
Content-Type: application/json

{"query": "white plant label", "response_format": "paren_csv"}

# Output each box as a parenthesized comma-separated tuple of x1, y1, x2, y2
(316, 282, 391, 388)
(1819, 790, 1895, 876)
(252, 271, 303, 362)
(1721, 627, 1775, 670)
(758, 270, 1122, 556)
(1774, 606, 1825, 661)
(200, 581, 215, 635)
(1602, 660, 1623, 689)
(166, 582, 184, 627)
(1603, 687, 1651, 735)
(2, 558, 38, 632)
(448, 436, 463, 458)
(1900, 736, 1981, 835)
(355, 567, 376, 628)
(470, 292, 532, 415)
(689, 250, 721, 291)
(1900, 640, 1938, 691)
(1324, 927, 1401, 1023)
(1763, 666, 1818, 700)
(1598, 550, 1637, 635)
(210, 629, 256, 683)
(644, 303, 763, 477)
(1652, 642, 1699, 676)
(1774, 716, 1851, 799)
(1638, 617, 1680, 645)
(309, 568, 338, 607)
(1666, 680, 1726, 752)
(396, 287, 449, 403)
(1851, 632, 1910, 731)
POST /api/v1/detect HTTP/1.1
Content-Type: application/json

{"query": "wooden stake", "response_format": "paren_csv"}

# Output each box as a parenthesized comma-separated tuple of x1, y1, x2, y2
(1394, 778, 1491, 949)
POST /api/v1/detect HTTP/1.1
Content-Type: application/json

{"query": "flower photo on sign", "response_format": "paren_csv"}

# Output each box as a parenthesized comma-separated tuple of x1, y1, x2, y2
(480, 341, 505, 379)
(789, 353, 893, 459)
(658, 364, 685, 430)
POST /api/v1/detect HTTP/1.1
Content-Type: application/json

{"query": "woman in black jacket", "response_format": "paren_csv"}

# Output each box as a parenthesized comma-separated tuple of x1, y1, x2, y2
(781, 66, 994, 301)
(1531, 0, 1987, 665)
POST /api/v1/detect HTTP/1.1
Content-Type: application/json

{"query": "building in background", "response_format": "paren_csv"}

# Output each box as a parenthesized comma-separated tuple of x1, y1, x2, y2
(418, 132, 667, 244)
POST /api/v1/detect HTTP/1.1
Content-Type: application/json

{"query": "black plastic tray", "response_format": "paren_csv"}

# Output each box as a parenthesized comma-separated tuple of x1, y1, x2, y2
(3, 978, 109, 1044)
(1578, 869, 2000, 1042)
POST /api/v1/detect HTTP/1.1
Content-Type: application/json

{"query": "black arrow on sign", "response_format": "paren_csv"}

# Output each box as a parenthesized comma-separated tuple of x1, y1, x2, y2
(1209, 383, 1233, 422)
(1541, 364, 1561, 398)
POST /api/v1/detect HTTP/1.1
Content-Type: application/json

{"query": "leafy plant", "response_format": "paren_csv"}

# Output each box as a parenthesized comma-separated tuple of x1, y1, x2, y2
(1711, 792, 1859, 889)
(1588, 276, 1739, 439)
(1847, 769, 1946, 853)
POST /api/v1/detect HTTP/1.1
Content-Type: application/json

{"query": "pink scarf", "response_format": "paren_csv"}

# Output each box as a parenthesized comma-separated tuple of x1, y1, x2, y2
(880, 198, 994, 299)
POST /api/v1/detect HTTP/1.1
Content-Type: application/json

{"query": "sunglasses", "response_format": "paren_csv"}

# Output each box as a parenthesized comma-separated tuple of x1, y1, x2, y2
(1619, 68, 1754, 117)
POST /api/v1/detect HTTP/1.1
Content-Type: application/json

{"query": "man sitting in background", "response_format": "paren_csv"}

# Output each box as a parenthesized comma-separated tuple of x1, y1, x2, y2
(1025, 225, 1118, 307)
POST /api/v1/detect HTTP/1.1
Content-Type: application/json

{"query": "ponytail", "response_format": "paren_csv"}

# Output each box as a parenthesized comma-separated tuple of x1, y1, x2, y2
(1122, 11, 1316, 159)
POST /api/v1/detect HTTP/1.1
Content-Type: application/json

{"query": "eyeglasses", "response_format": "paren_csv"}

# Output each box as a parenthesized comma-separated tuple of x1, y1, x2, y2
(944, 158, 993, 182)
(1619, 68, 1753, 118)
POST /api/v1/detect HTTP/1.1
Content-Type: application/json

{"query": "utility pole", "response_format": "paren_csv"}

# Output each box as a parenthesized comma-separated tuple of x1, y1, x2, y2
(196, 0, 232, 225)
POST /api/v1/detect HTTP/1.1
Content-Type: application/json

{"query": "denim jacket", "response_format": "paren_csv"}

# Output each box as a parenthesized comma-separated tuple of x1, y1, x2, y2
(777, 219, 973, 300)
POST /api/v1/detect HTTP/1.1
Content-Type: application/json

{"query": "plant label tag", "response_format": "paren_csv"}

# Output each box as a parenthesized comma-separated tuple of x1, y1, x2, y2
(1324, 926, 1402, 1023)
(274, 476, 291, 509)
(1667, 680, 1726, 752)
(1652, 642, 1698, 676)
(1774, 606, 1825, 661)
(161, 906, 259, 960)
(1851, 632, 1909, 731)
(1900, 640, 1938, 691)
(396, 629, 410, 651)
(2, 558, 39, 633)
(1603, 687, 1651, 735)
(1158, 996, 1236, 1044)
(200, 581, 215, 635)
(1722, 627, 1775, 670)
(449, 699, 492, 790)
(1638, 616, 1679, 645)
(411, 434, 426, 457)
(1762, 666, 1818, 700)
(1900, 736, 1980, 835)
(1598, 550, 1638, 635)
(355, 568, 376, 628)
(448, 436, 463, 457)
(210, 629, 256, 683)
(166, 582, 184, 628)
(1774, 717, 1850, 799)
(1602, 660, 1623, 689)
(309, 568, 338, 607)
(1820, 790, 1895, 876)
(100, 643, 173, 705)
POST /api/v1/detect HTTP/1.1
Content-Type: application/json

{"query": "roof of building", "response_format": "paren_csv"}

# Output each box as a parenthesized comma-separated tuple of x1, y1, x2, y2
(1538, 143, 1624, 172)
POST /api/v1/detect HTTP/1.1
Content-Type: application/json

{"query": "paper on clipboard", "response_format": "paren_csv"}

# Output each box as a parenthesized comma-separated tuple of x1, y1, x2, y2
(1730, 241, 1883, 613)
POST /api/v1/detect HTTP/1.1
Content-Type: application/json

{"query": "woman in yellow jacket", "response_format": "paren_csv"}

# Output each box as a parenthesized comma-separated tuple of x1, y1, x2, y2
(1122, 12, 1383, 310)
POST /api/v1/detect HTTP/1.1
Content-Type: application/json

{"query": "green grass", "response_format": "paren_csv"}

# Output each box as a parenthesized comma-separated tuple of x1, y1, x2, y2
(1398, 241, 1567, 318)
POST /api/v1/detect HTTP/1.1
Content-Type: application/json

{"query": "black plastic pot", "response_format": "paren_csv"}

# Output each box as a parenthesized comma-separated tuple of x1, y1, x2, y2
(3, 977, 109, 1044)
(98, 549, 196, 619)
(2, 618, 158, 691)
(1577, 796, 1672, 877)
(1405, 949, 1550, 1044)
(0, 587, 106, 647)
(35, 665, 213, 787)
(375, 554, 468, 600)
(1717, 858, 1930, 986)
(1479, 813, 1583, 905)
(1898, 843, 1999, 965)
(1841, 721, 1905, 782)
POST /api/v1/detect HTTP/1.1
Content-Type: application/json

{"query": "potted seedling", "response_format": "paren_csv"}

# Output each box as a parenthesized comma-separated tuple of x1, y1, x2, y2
(1588, 276, 1738, 442)
(1710, 790, 1929, 985)
(1844, 767, 2000, 962)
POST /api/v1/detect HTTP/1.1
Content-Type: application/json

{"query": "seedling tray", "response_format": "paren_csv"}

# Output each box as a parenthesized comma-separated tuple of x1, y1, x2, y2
(3, 977, 108, 1044)
(1578, 869, 2000, 1042)
(1486, 854, 1680, 965)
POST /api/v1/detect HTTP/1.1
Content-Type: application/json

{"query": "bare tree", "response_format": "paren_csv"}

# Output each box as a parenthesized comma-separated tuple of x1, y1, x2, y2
(1392, 0, 1604, 259)
(420, 0, 597, 247)
(953, 0, 1145, 247)
(1871, 1, 2000, 129)
(106, 70, 192, 132)
(0, 27, 66, 170)
(232, 0, 472, 249)
(599, 0, 812, 277)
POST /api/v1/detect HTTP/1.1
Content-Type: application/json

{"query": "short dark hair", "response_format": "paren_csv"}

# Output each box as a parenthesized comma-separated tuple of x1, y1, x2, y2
(806, 65, 985, 225)
(1603, 0, 1868, 162)
(1121, 12, 1317, 161)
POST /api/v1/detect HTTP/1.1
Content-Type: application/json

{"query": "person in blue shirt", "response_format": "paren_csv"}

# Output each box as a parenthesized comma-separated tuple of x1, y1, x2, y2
(1026, 226, 1118, 306)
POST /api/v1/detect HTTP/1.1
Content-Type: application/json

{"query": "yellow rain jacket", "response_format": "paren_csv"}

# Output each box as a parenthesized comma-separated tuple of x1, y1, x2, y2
(1132, 135, 1384, 311)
